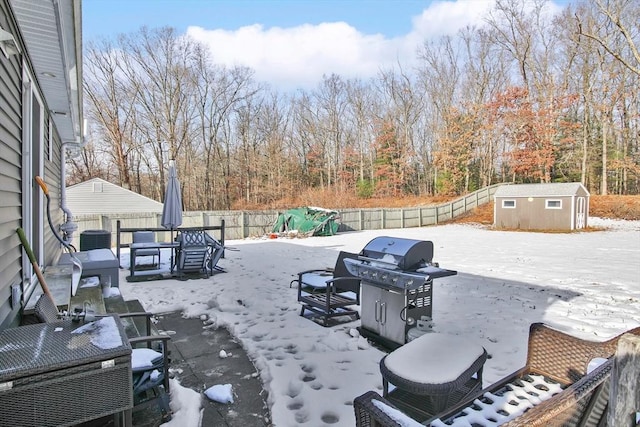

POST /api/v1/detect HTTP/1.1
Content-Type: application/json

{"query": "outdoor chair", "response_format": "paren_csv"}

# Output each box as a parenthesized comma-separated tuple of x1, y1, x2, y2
(33, 293, 172, 421)
(132, 231, 161, 266)
(353, 322, 640, 427)
(290, 251, 361, 325)
(176, 230, 210, 277)
(204, 232, 225, 273)
(127, 315, 172, 421)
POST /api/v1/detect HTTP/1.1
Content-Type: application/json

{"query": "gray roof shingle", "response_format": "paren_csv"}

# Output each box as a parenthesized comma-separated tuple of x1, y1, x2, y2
(494, 182, 588, 197)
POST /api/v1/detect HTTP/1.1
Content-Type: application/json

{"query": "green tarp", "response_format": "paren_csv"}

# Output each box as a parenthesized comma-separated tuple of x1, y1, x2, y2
(272, 207, 339, 236)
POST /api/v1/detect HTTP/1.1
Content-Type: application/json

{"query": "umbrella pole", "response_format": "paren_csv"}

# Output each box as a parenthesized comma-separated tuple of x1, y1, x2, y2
(170, 228, 176, 273)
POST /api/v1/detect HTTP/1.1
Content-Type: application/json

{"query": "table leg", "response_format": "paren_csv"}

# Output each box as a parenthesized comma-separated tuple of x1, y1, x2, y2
(130, 249, 135, 277)
(114, 408, 132, 427)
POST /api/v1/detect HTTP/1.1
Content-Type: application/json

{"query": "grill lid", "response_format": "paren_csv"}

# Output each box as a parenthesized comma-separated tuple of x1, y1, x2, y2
(360, 236, 434, 271)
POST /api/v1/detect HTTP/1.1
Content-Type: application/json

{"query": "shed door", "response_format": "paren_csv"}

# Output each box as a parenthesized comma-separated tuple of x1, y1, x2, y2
(576, 197, 586, 229)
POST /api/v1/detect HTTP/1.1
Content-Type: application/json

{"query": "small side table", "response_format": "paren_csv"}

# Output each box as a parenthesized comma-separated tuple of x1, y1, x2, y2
(379, 332, 487, 421)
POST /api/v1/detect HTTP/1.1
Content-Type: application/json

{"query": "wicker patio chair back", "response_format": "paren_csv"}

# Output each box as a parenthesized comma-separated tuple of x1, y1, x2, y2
(526, 322, 640, 384)
(34, 293, 61, 323)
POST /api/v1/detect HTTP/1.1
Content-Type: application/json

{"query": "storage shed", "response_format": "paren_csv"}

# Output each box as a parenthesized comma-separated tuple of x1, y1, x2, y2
(493, 183, 589, 231)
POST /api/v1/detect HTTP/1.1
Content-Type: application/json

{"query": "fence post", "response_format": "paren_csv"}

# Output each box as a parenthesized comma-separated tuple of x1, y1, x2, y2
(608, 333, 640, 427)
(220, 219, 226, 258)
(381, 209, 385, 230)
(241, 211, 246, 238)
(100, 215, 111, 231)
(359, 209, 364, 231)
(116, 220, 121, 267)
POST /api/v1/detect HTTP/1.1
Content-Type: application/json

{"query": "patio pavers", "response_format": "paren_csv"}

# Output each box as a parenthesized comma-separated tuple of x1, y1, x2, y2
(155, 312, 271, 427)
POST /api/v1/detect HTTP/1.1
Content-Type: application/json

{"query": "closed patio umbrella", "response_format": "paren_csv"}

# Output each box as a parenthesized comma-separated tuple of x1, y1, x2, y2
(162, 159, 183, 234)
(161, 160, 183, 269)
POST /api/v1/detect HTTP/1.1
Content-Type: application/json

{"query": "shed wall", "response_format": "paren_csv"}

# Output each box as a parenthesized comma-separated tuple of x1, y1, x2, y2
(495, 194, 589, 230)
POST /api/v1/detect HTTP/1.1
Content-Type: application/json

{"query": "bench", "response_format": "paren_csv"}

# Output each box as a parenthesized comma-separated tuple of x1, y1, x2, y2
(354, 323, 640, 426)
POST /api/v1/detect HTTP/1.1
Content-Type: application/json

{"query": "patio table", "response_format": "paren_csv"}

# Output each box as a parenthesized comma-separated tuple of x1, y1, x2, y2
(0, 316, 133, 426)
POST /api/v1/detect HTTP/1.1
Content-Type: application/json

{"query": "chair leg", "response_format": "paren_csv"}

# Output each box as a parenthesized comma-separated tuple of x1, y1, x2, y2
(382, 377, 390, 397)
(113, 408, 132, 427)
(157, 387, 172, 421)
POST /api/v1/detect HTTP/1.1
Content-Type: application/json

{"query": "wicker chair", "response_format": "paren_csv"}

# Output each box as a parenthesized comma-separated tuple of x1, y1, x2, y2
(290, 251, 361, 325)
(354, 322, 640, 427)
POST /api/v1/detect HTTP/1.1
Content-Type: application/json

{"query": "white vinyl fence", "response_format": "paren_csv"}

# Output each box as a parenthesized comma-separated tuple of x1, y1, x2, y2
(71, 184, 501, 248)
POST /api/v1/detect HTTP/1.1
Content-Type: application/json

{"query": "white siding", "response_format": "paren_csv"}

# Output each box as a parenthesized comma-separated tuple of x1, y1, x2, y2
(67, 178, 164, 215)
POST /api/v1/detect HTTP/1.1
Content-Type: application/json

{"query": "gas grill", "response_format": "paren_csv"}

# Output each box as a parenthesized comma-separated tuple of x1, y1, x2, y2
(344, 236, 456, 348)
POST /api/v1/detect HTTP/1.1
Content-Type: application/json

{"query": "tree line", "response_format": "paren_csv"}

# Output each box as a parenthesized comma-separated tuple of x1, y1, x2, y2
(74, 0, 640, 211)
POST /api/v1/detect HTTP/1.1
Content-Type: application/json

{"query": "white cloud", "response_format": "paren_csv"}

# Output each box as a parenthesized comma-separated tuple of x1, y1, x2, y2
(187, 22, 394, 91)
(185, 0, 538, 91)
(410, 0, 496, 37)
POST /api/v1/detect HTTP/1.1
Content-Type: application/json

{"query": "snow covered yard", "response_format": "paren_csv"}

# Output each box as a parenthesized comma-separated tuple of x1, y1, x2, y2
(118, 218, 640, 427)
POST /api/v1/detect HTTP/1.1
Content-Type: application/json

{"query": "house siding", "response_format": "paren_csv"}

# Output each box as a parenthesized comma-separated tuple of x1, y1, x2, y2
(67, 178, 164, 215)
(0, 1, 71, 328)
(42, 121, 64, 266)
(0, 0, 25, 329)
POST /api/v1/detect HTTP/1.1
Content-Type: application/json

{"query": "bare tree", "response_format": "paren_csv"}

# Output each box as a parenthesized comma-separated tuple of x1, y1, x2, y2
(577, 0, 640, 77)
(83, 39, 139, 188)
(117, 27, 199, 203)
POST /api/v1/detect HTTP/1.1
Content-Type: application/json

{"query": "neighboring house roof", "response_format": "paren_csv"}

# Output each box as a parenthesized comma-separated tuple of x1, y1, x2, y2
(67, 178, 164, 215)
(494, 182, 589, 198)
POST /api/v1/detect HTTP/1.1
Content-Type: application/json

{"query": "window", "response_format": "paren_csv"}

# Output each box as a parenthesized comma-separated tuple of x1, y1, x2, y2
(546, 199, 562, 209)
(502, 200, 516, 208)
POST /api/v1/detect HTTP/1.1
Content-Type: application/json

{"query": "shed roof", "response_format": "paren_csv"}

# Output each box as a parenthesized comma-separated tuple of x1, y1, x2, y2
(494, 182, 589, 198)
(67, 178, 164, 215)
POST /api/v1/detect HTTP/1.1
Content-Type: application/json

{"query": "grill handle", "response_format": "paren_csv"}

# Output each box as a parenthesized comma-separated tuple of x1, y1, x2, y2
(357, 255, 399, 269)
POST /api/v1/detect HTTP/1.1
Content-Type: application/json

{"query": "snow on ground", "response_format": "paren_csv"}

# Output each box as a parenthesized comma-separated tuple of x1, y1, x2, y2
(117, 217, 640, 427)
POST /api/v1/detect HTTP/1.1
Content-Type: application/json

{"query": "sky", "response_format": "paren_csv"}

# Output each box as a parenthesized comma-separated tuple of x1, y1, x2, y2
(112, 216, 640, 427)
(82, 0, 568, 91)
